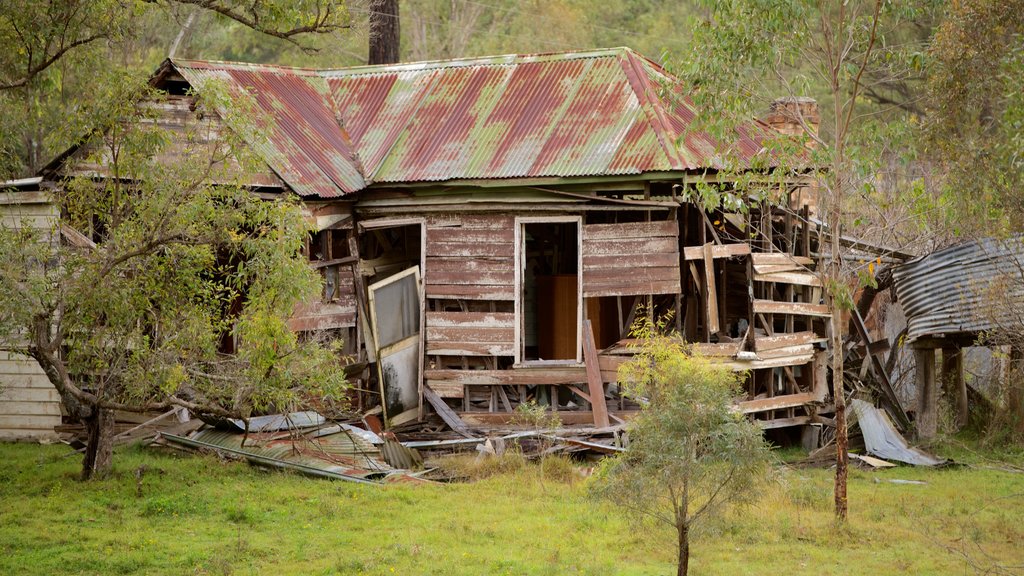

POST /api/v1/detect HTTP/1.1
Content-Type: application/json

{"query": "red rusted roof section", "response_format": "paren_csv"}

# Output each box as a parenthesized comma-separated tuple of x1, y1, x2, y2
(173, 60, 366, 198)
(171, 48, 772, 197)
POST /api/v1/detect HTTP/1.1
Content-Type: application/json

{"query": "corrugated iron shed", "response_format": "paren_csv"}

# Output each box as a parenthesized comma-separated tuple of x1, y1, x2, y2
(170, 48, 771, 198)
(892, 236, 1024, 342)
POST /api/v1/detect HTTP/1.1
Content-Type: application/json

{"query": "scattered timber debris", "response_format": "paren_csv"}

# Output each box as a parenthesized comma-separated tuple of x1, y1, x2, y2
(145, 410, 629, 484)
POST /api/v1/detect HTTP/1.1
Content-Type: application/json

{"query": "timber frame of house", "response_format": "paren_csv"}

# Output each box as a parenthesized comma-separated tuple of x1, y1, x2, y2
(4, 47, 836, 438)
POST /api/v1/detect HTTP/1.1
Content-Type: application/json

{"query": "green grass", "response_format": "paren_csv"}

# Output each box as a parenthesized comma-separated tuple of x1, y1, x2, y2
(0, 442, 1022, 575)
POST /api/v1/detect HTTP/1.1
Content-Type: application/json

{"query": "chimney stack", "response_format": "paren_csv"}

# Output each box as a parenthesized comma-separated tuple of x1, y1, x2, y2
(765, 97, 819, 141)
(765, 97, 820, 215)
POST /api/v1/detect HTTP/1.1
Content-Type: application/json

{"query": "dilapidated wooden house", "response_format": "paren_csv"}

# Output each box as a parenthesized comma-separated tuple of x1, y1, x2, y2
(2, 47, 833, 438)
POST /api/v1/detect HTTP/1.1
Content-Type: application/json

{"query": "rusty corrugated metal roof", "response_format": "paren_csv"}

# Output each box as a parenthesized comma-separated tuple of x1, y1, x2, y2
(892, 236, 1024, 342)
(173, 60, 366, 198)
(171, 48, 771, 197)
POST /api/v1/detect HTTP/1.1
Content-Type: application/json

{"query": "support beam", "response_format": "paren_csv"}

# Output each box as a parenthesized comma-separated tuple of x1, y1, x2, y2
(941, 346, 967, 431)
(915, 347, 937, 440)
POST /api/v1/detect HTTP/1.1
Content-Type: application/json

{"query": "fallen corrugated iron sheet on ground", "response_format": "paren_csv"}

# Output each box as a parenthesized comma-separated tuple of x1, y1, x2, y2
(850, 399, 947, 467)
(148, 411, 627, 484)
(798, 399, 948, 469)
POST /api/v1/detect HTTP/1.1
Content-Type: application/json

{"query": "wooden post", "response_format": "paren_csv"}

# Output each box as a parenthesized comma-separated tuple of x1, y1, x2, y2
(583, 319, 611, 428)
(915, 347, 938, 439)
(941, 346, 968, 431)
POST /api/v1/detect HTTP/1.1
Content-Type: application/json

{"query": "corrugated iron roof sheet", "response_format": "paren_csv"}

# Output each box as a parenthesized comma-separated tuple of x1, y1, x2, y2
(892, 236, 1024, 342)
(173, 60, 366, 198)
(171, 48, 771, 197)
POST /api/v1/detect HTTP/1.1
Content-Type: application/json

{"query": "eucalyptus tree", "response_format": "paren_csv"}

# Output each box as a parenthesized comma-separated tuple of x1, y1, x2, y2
(0, 75, 348, 480)
(675, 0, 933, 520)
(593, 320, 771, 576)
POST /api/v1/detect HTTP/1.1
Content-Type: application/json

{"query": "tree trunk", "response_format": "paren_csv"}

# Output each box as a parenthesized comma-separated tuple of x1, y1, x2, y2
(831, 301, 848, 521)
(1010, 346, 1024, 438)
(677, 522, 689, 576)
(82, 408, 115, 480)
(368, 0, 400, 65)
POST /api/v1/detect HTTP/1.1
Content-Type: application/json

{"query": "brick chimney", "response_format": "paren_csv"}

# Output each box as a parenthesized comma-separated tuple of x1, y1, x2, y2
(765, 97, 820, 214)
(765, 97, 819, 141)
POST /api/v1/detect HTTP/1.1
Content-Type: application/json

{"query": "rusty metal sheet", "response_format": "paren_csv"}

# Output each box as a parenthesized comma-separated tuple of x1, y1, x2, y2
(892, 236, 1024, 342)
(170, 48, 771, 197)
(173, 60, 366, 198)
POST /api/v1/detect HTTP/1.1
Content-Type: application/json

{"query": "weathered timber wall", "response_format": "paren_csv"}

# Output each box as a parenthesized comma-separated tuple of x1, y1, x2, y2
(65, 95, 283, 188)
(581, 220, 681, 297)
(423, 214, 516, 301)
(0, 352, 61, 441)
(0, 193, 61, 440)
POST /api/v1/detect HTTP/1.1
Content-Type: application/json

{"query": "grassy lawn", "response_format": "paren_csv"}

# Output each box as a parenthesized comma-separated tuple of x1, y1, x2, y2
(1, 441, 1022, 575)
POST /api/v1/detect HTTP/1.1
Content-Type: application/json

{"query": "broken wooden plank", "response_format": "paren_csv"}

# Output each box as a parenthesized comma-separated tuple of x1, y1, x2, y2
(752, 300, 831, 317)
(422, 386, 474, 438)
(584, 320, 611, 428)
(425, 342, 515, 357)
(458, 411, 640, 426)
(754, 331, 824, 352)
(424, 368, 588, 386)
(703, 243, 720, 335)
(683, 243, 751, 260)
(750, 253, 814, 266)
(753, 271, 822, 287)
(756, 415, 813, 429)
(426, 380, 464, 399)
(739, 392, 816, 414)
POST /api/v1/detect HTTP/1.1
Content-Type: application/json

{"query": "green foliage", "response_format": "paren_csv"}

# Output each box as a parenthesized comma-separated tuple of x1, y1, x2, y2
(0, 74, 348, 428)
(924, 0, 1024, 234)
(592, 321, 772, 573)
(2, 442, 1024, 575)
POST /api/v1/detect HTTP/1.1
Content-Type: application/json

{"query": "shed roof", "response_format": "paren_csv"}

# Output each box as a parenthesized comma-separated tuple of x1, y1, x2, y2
(172, 47, 771, 198)
(892, 236, 1024, 342)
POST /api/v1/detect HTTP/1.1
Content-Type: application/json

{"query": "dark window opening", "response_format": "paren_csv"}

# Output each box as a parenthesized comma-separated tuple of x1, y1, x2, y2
(523, 222, 578, 361)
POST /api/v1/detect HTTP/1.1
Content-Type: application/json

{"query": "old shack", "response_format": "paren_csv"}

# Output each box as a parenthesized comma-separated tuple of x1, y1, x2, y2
(893, 236, 1024, 437)
(3, 48, 834, 438)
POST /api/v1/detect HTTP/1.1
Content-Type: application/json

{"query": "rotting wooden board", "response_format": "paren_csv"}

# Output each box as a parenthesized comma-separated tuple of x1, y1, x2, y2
(426, 311, 514, 328)
(756, 415, 812, 429)
(425, 214, 514, 229)
(425, 242, 514, 258)
(582, 280, 681, 298)
(753, 300, 831, 317)
(425, 326, 514, 344)
(691, 342, 742, 356)
(750, 253, 814, 266)
(703, 242, 720, 334)
(581, 220, 677, 240)
(583, 252, 679, 269)
(582, 237, 678, 256)
(426, 380, 464, 399)
(424, 368, 588, 386)
(426, 342, 515, 356)
(584, 266, 680, 284)
(753, 263, 810, 274)
(458, 411, 639, 426)
(754, 331, 824, 352)
(709, 353, 815, 371)
(425, 269, 515, 286)
(753, 271, 822, 286)
(424, 284, 516, 301)
(755, 343, 815, 360)
(426, 228, 514, 244)
(683, 243, 750, 260)
(288, 300, 357, 331)
(583, 319, 611, 427)
(739, 392, 816, 414)
(425, 257, 509, 272)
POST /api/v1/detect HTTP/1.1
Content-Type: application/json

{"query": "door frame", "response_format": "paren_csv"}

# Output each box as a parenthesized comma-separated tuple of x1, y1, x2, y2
(360, 217, 427, 423)
(514, 215, 583, 366)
